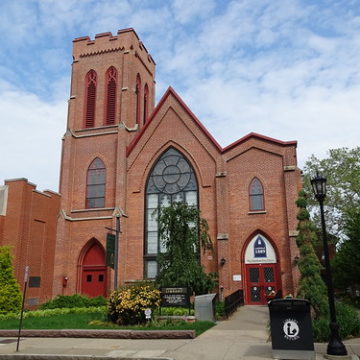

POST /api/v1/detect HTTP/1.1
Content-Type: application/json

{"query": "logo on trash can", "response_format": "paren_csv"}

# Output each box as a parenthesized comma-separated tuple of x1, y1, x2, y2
(283, 319, 300, 341)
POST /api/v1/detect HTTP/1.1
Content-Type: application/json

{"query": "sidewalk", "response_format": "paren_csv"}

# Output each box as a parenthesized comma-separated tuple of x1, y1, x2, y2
(0, 306, 359, 360)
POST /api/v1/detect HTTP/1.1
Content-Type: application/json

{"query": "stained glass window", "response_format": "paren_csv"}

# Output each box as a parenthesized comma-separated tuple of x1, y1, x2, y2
(144, 148, 198, 278)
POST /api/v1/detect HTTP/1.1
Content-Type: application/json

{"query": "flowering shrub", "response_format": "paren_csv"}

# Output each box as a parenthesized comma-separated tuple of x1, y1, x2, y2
(108, 283, 161, 325)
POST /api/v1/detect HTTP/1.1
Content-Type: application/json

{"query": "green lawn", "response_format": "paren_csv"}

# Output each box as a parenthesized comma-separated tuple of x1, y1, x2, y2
(0, 312, 214, 336)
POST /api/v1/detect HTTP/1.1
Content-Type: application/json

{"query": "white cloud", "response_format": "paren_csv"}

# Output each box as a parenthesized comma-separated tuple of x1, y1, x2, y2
(0, 0, 360, 190)
(0, 82, 66, 191)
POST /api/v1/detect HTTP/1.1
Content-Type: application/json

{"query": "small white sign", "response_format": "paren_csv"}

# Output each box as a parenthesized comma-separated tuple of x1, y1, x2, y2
(233, 274, 242, 281)
(144, 308, 152, 319)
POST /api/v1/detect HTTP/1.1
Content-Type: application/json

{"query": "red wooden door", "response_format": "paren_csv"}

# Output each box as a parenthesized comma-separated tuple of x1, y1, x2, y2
(82, 266, 107, 297)
(246, 263, 277, 305)
(81, 242, 107, 297)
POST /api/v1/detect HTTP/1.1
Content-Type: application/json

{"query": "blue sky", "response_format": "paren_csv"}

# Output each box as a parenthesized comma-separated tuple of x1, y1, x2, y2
(0, 0, 359, 191)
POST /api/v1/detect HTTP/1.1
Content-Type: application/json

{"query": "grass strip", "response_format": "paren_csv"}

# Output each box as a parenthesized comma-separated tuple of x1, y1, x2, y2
(0, 312, 214, 336)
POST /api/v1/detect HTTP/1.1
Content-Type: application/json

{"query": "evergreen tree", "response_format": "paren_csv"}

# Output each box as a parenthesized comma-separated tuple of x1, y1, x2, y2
(295, 190, 328, 319)
(0, 246, 22, 314)
(156, 202, 217, 295)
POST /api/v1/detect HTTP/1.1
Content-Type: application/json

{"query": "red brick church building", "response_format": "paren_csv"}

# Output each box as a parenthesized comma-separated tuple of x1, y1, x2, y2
(0, 28, 301, 306)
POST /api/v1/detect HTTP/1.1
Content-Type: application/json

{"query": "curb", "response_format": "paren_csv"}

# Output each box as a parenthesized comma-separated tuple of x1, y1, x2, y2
(0, 355, 175, 360)
(0, 329, 195, 339)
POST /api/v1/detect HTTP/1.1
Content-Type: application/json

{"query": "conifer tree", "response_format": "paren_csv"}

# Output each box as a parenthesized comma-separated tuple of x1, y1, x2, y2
(0, 246, 22, 314)
(295, 190, 328, 319)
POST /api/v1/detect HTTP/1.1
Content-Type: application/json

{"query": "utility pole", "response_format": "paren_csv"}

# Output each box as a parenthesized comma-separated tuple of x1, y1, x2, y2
(106, 212, 127, 291)
(114, 214, 120, 290)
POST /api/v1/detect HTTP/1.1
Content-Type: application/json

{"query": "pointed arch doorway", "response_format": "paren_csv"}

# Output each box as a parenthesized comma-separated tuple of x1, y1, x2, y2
(244, 234, 280, 305)
(80, 240, 107, 297)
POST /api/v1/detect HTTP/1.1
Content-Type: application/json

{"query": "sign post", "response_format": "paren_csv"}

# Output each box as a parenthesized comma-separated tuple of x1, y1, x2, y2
(16, 266, 29, 352)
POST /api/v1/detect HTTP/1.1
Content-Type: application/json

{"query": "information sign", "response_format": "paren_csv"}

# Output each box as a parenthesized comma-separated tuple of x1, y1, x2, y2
(160, 287, 190, 308)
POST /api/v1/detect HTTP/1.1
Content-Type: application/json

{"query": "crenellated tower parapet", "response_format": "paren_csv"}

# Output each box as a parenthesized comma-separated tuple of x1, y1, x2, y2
(68, 28, 156, 132)
(72, 29, 155, 73)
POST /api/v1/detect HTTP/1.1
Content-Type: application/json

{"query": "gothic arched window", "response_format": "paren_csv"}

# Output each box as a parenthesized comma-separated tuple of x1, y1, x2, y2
(105, 66, 117, 125)
(143, 83, 149, 124)
(144, 148, 198, 278)
(249, 177, 264, 211)
(135, 74, 141, 126)
(84, 70, 97, 128)
(86, 158, 106, 208)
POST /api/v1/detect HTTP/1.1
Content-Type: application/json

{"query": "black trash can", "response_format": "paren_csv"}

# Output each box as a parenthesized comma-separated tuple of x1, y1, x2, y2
(268, 299, 315, 360)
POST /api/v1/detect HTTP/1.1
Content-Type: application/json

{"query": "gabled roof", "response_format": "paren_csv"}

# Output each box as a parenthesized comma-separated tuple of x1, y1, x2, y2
(126, 87, 297, 156)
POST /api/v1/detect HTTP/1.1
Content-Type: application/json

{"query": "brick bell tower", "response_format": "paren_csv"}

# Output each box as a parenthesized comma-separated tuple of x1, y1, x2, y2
(54, 29, 156, 297)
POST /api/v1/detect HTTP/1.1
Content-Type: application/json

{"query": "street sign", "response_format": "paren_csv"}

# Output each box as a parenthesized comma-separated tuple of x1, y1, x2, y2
(106, 233, 115, 269)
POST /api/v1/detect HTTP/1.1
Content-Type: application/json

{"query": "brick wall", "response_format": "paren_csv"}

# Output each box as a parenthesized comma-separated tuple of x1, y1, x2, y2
(0, 179, 60, 306)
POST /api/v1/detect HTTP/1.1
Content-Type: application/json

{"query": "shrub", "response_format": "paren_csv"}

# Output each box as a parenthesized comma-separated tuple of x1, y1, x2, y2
(0, 306, 105, 321)
(0, 246, 22, 315)
(216, 301, 225, 318)
(155, 307, 194, 316)
(108, 283, 161, 325)
(39, 294, 106, 309)
(312, 302, 360, 342)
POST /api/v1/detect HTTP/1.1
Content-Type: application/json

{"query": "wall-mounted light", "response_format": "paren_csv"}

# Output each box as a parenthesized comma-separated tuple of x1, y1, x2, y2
(220, 258, 226, 266)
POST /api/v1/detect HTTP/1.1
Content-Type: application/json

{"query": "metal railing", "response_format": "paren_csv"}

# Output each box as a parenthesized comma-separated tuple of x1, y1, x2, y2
(224, 289, 244, 317)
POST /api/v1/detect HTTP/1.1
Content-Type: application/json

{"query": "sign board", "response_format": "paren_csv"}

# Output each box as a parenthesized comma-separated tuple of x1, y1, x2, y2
(233, 274, 242, 281)
(106, 233, 115, 269)
(160, 287, 191, 308)
(254, 236, 267, 258)
(28, 276, 41, 288)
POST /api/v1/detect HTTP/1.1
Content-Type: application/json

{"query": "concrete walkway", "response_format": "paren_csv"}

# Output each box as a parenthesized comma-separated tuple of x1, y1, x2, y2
(0, 305, 359, 360)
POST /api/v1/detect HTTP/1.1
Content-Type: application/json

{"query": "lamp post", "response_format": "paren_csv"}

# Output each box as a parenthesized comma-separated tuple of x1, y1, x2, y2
(310, 173, 347, 356)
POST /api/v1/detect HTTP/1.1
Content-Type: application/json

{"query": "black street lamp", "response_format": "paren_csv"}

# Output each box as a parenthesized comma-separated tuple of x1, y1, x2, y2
(310, 173, 347, 356)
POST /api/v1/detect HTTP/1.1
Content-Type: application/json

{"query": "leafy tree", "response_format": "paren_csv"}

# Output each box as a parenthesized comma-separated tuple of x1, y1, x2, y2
(156, 202, 217, 295)
(303, 147, 360, 242)
(295, 191, 360, 341)
(332, 208, 360, 291)
(295, 190, 328, 319)
(0, 246, 22, 314)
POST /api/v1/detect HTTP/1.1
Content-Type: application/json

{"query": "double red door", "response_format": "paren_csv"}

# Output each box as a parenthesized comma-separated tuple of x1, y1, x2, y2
(246, 263, 277, 305)
(82, 266, 107, 297)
